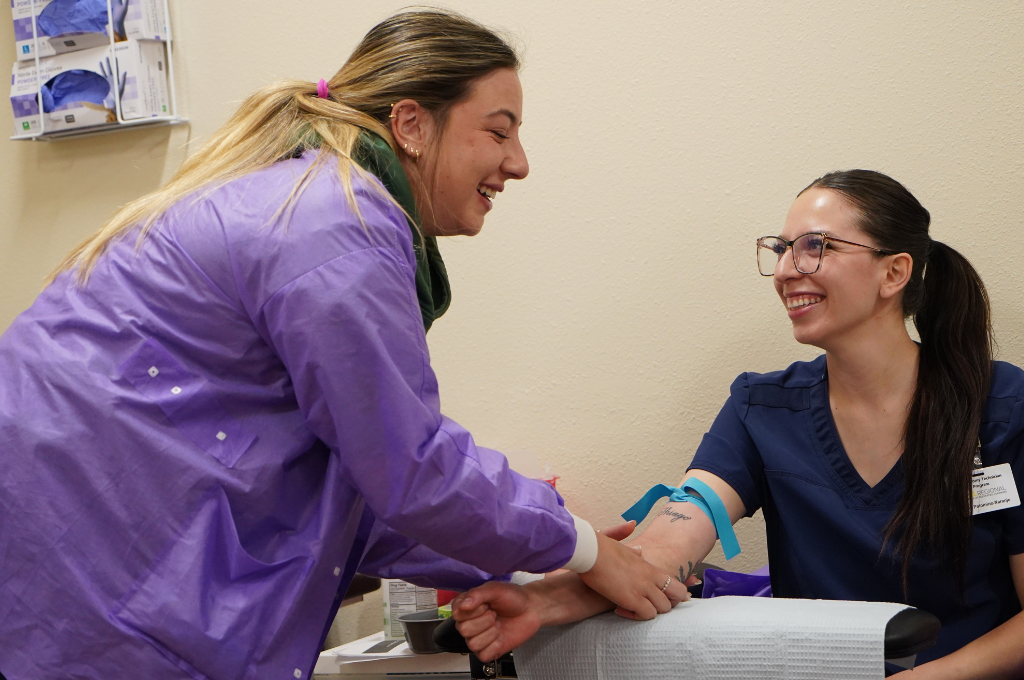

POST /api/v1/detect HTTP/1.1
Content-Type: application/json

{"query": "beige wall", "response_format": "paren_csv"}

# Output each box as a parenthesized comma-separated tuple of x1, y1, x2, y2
(2, 1, 1023, 646)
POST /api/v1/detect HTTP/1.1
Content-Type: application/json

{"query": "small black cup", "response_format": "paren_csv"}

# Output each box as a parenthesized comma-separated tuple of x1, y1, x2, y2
(398, 610, 446, 654)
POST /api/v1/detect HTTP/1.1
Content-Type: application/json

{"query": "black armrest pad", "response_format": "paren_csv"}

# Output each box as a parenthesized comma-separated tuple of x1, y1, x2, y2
(884, 608, 941, 659)
(433, 616, 472, 654)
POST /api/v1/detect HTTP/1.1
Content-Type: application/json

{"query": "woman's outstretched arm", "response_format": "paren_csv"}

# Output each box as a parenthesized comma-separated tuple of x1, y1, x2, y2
(453, 470, 747, 660)
(620, 470, 746, 616)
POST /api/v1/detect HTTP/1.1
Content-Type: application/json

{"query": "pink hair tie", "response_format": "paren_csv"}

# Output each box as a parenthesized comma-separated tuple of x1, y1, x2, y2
(316, 79, 330, 99)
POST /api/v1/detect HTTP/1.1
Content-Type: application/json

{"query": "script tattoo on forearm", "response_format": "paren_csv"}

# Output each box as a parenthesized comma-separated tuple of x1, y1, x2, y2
(659, 506, 691, 522)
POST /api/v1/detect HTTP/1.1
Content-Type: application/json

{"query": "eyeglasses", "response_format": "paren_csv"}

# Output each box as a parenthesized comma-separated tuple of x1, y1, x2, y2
(756, 232, 894, 276)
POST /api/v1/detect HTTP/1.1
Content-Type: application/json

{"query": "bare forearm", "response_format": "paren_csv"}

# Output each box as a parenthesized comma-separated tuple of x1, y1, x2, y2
(628, 469, 746, 580)
(899, 613, 1024, 680)
(526, 572, 614, 626)
(522, 505, 717, 628)
(628, 501, 720, 582)
(523, 471, 743, 628)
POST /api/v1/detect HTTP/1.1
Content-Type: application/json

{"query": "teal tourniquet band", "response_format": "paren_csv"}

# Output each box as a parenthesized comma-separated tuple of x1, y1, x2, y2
(621, 477, 741, 560)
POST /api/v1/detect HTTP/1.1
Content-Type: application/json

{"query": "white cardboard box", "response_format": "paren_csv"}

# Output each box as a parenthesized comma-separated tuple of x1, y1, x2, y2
(12, 0, 169, 62)
(11, 39, 169, 136)
(113, 38, 168, 118)
(123, 0, 168, 41)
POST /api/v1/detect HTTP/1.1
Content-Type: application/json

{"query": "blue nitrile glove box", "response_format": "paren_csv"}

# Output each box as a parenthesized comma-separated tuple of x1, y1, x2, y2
(12, 0, 169, 62)
(11, 39, 169, 136)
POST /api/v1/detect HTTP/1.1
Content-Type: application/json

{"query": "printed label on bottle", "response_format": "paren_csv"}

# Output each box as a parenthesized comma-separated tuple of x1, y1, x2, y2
(381, 579, 438, 640)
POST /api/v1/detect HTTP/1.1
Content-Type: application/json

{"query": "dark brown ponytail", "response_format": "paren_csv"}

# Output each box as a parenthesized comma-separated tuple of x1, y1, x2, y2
(802, 170, 993, 594)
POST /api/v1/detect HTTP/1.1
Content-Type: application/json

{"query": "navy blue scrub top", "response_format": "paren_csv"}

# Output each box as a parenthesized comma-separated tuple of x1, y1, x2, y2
(690, 355, 1024, 663)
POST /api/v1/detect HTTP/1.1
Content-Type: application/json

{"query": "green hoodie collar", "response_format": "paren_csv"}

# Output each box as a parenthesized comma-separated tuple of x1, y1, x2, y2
(352, 132, 451, 332)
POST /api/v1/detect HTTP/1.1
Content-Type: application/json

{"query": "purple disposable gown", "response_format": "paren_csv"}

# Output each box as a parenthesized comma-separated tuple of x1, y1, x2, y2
(0, 152, 576, 680)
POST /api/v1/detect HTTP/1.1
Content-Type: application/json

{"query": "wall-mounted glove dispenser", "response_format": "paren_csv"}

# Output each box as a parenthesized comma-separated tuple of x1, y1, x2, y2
(9, 0, 185, 140)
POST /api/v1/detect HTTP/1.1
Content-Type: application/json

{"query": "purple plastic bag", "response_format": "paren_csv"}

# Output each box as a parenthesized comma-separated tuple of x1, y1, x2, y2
(702, 565, 772, 598)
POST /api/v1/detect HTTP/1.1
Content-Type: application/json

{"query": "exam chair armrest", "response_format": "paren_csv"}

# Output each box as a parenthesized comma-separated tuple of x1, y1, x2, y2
(884, 607, 942, 659)
(435, 618, 518, 679)
(433, 603, 942, 677)
(433, 615, 471, 654)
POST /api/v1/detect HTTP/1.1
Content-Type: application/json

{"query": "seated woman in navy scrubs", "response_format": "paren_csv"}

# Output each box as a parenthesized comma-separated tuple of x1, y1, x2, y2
(451, 170, 1024, 678)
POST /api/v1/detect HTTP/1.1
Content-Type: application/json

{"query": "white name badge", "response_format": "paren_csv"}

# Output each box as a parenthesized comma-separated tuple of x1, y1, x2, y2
(972, 464, 1021, 516)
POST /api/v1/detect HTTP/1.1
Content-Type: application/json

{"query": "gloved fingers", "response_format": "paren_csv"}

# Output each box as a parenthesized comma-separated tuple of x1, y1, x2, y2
(452, 581, 519, 622)
(647, 581, 674, 615)
(454, 608, 496, 638)
(617, 576, 688, 618)
(663, 577, 691, 607)
(472, 636, 508, 663)
(614, 605, 641, 620)
(629, 593, 658, 620)
(597, 519, 636, 542)
(579, 535, 670, 620)
(463, 624, 501, 656)
(451, 595, 490, 621)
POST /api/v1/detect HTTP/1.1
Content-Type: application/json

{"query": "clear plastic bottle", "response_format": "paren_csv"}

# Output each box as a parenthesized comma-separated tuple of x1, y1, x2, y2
(381, 579, 438, 639)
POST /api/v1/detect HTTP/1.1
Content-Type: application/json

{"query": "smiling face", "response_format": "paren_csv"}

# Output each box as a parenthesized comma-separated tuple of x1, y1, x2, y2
(774, 188, 899, 349)
(418, 68, 529, 236)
